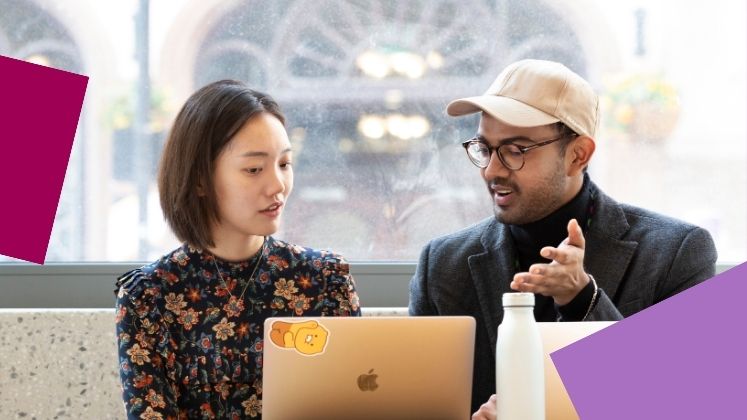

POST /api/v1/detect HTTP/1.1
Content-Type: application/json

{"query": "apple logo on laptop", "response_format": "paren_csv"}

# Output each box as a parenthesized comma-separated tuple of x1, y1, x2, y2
(357, 369, 379, 391)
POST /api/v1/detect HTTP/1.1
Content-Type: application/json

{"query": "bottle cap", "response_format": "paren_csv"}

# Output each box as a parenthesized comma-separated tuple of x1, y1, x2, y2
(502, 292, 535, 307)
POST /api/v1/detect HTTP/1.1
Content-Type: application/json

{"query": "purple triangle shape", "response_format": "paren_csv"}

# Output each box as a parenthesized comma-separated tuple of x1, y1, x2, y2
(551, 262, 747, 420)
(0, 55, 88, 264)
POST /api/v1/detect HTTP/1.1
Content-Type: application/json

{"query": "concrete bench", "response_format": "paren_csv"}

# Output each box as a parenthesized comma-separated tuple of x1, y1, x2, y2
(0, 307, 407, 419)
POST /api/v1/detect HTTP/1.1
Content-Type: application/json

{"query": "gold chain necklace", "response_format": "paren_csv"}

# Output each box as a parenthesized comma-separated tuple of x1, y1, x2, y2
(211, 237, 267, 304)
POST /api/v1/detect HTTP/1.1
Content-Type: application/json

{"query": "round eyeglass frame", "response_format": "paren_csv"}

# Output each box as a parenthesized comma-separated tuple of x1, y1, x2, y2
(461, 134, 577, 170)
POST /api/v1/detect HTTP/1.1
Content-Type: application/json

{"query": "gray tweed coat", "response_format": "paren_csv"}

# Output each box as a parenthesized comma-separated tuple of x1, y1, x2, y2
(409, 180, 717, 413)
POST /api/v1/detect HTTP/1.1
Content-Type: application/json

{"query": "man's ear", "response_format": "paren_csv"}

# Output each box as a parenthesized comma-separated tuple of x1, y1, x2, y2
(566, 136, 595, 176)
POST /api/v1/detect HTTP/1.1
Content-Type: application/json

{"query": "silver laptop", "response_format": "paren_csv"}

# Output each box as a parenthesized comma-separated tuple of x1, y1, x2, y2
(262, 316, 476, 420)
(539, 321, 616, 420)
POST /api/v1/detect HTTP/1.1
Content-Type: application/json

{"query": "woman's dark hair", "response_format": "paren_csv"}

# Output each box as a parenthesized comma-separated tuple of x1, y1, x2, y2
(158, 80, 285, 250)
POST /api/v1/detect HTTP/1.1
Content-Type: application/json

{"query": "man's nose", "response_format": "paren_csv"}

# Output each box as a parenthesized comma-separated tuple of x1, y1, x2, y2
(483, 150, 510, 180)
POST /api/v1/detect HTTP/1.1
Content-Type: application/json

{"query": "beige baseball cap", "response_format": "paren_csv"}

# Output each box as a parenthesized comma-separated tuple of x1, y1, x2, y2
(446, 59, 599, 137)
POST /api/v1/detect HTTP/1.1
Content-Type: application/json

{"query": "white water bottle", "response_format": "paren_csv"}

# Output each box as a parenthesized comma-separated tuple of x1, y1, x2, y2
(496, 292, 545, 420)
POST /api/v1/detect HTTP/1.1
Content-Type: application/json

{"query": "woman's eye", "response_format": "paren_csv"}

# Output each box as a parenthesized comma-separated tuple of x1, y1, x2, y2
(280, 162, 293, 169)
(246, 167, 262, 175)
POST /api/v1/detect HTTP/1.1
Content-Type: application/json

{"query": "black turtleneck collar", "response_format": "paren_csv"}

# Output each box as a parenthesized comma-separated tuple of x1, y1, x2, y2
(509, 173, 593, 271)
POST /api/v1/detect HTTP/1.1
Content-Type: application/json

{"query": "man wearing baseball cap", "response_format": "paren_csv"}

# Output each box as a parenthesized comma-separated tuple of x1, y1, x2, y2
(408, 59, 717, 418)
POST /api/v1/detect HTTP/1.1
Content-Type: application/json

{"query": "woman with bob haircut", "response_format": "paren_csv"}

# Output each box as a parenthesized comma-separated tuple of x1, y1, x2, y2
(115, 80, 361, 419)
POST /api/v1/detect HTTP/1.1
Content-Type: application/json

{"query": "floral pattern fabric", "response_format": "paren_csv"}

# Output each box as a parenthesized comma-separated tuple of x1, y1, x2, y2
(116, 236, 361, 419)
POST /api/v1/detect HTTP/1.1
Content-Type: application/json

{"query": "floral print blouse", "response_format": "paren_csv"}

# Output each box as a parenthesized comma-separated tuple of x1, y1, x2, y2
(115, 236, 361, 419)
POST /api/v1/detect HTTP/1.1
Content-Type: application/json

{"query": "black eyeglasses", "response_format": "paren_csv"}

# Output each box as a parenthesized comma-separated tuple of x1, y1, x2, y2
(461, 134, 576, 170)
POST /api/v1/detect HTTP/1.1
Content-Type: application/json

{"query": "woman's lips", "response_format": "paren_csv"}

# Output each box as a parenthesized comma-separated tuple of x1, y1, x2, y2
(260, 202, 283, 218)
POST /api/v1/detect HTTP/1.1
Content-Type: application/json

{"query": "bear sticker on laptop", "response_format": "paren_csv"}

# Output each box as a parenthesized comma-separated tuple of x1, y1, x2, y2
(269, 320, 329, 356)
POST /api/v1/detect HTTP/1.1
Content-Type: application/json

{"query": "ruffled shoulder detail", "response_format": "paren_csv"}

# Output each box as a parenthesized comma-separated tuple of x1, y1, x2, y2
(320, 252, 350, 276)
(115, 268, 144, 294)
(114, 265, 158, 306)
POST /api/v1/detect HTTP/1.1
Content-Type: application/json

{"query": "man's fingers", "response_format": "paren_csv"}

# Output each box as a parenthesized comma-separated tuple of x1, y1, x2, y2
(511, 273, 547, 293)
(511, 280, 550, 296)
(540, 246, 574, 264)
(528, 263, 550, 275)
(471, 394, 498, 420)
(566, 218, 586, 249)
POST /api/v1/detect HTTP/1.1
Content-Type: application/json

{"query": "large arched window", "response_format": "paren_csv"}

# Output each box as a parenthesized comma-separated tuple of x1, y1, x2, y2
(188, 0, 587, 259)
(0, 0, 86, 260)
(1, 0, 742, 263)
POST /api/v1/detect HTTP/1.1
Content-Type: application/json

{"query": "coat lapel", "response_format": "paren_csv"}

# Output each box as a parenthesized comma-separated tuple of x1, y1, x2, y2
(584, 185, 638, 301)
(468, 219, 515, 355)
(466, 182, 638, 356)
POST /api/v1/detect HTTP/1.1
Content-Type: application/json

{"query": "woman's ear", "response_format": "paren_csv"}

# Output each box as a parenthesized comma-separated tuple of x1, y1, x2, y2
(566, 136, 595, 176)
(196, 169, 211, 197)
(196, 183, 207, 197)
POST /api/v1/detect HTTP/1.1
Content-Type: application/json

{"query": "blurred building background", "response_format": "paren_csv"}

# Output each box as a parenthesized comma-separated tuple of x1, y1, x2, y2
(0, 0, 744, 263)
